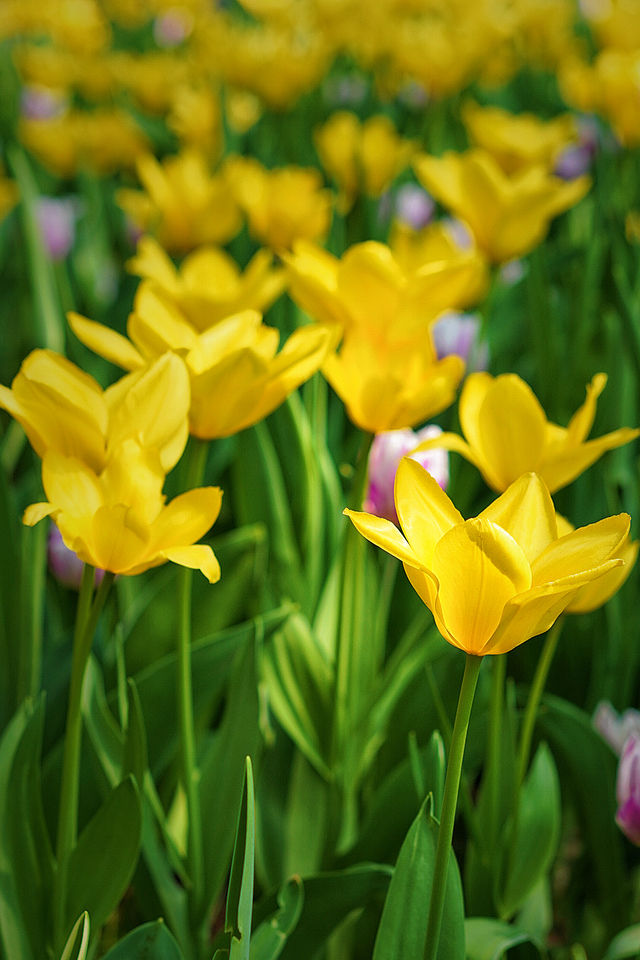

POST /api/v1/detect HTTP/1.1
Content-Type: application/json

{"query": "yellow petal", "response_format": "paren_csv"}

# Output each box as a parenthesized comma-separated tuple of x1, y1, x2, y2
(160, 544, 221, 583)
(129, 283, 198, 356)
(41, 451, 103, 517)
(483, 584, 585, 655)
(458, 372, 493, 459)
(410, 430, 484, 473)
(105, 353, 190, 472)
(343, 508, 423, 568)
(404, 562, 463, 651)
(431, 518, 532, 655)
(151, 487, 223, 551)
(479, 473, 557, 564)
(565, 536, 638, 613)
(532, 514, 631, 586)
(475, 374, 547, 489)
(336, 242, 403, 334)
(394, 457, 462, 565)
(188, 348, 267, 438)
(68, 312, 145, 372)
(90, 504, 149, 574)
(23, 502, 56, 526)
(539, 428, 640, 493)
(566, 373, 607, 443)
(127, 235, 181, 294)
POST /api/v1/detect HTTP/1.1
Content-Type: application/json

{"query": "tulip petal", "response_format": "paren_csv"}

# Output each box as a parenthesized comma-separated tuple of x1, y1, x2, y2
(90, 504, 148, 573)
(394, 457, 462, 565)
(539, 428, 640, 493)
(410, 430, 484, 473)
(403, 562, 465, 651)
(479, 473, 557, 563)
(129, 284, 198, 356)
(482, 584, 582, 655)
(151, 487, 223, 550)
(566, 373, 607, 443)
(68, 312, 145, 372)
(23, 502, 56, 526)
(476, 375, 547, 489)
(431, 518, 531, 655)
(566, 537, 638, 613)
(458, 372, 493, 459)
(160, 545, 221, 583)
(337, 242, 403, 334)
(343, 508, 423, 568)
(532, 514, 631, 586)
(41, 451, 103, 517)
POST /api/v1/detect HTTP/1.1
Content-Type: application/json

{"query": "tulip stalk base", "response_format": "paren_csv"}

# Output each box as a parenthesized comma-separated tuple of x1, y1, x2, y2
(424, 653, 482, 960)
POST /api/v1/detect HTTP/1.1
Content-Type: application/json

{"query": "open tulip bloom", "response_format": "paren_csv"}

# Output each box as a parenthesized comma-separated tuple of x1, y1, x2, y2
(412, 371, 640, 493)
(345, 464, 630, 656)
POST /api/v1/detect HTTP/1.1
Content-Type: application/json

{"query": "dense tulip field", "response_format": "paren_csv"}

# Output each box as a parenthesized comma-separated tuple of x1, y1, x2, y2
(1, 1, 640, 958)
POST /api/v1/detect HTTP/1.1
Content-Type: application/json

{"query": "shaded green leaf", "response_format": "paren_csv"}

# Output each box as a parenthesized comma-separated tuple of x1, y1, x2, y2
(101, 920, 184, 959)
(59, 913, 90, 960)
(249, 878, 303, 960)
(603, 924, 640, 960)
(464, 918, 542, 960)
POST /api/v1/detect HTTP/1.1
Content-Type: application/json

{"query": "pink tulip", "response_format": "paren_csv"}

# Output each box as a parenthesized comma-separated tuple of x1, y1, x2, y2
(616, 734, 640, 845)
(364, 425, 448, 524)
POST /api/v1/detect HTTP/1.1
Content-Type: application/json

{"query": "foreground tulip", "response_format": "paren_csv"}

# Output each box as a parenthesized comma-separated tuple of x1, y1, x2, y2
(413, 372, 639, 493)
(127, 236, 286, 329)
(24, 440, 222, 581)
(616, 735, 640, 845)
(0, 349, 190, 474)
(345, 466, 629, 655)
(557, 515, 638, 613)
(69, 296, 334, 439)
(414, 148, 590, 262)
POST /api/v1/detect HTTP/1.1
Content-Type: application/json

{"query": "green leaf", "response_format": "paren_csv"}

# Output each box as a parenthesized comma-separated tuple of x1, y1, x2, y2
(101, 920, 184, 959)
(199, 638, 262, 918)
(123, 678, 148, 786)
(274, 864, 392, 960)
(464, 918, 543, 960)
(498, 743, 560, 918)
(249, 878, 303, 960)
(262, 612, 333, 780)
(225, 757, 256, 960)
(373, 796, 465, 960)
(0, 696, 53, 960)
(66, 776, 142, 934)
(59, 913, 90, 960)
(537, 695, 627, 928)
(603, 924, 640, 960)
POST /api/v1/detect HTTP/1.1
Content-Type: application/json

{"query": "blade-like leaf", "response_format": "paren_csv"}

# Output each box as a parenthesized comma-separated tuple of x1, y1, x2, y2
(59, 913, 90, 960)
(101, 920, 184, 959)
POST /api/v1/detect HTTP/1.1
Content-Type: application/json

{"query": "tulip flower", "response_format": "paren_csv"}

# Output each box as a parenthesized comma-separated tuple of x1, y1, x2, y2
(345, 466, 630, 656)
(413, 148, 590, 262)
(116, 148, 242, 254)
(126, 236, 286, 329)
(364, 425, 449, 523)
(412, 372, 639, 493)
(431, 312, 489, 372)
(0, 350, 190, 475)
(462, 101, 578, 174)
(69, 295, 335, 439)
(224, 156, 332, 251)
(23, 439, 222, 581)
(616, 735, 640, 845)
(594, 703, 640, 756)
(314, 111, 416, 212)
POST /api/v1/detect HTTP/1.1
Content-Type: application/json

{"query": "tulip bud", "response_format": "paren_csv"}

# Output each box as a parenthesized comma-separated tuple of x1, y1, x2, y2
(37, 197, 79, 261)
(593, 701, 640, 755)
(394, 184, 435, 231)
(616, 734, 640, 845)
(554, 143, 593, 180)
(48, 522, 104, 590)
(432, 311, 489, 372)
(153, 8, 193, 47)
(364, 425, 448, 524)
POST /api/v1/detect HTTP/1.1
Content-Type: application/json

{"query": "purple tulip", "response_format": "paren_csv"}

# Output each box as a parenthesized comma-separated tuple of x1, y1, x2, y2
(593, 701, 640, 755)
(432, 311, 489, 372)
(394, 184, 435, 231)
(554, 143, 594, 180)
(364, 425, 449, 524)
(36, 197, 80, 261)
(21, 86, 67, 120)
(616, 734, 640, 845)
(48, 523, 104, 590)
(153, 9, 193, 47)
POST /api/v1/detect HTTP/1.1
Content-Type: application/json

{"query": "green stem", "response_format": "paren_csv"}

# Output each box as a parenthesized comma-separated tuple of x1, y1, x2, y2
(177, 437, 209, 919)
(54, 566, 114, 949)
(18, 520, 46, 702)
(486, 653, 506, 849)
(516, 618, 563, 789)
(424, 654, 483, 960)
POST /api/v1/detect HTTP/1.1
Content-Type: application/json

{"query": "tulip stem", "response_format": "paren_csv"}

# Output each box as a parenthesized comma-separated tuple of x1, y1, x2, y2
(54, 566, 114, 950)
(424, 653, 483, 960)
(487, 653, 506, 849)
(177, 437, 208, 921)
(516, 618, 563, 789)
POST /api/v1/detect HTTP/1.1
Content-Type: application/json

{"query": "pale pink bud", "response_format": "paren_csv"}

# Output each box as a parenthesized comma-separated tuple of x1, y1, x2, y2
(554, 144, 593, 180)
(394, 184, 435, 230)
(616, 734, 640, 845)
(364, 425, 449, 524)
(48, 523, 104, 590)
(593, 701, 640, 755)
(432, 311, 489, 372)
(37, 197, 79, 261)
(153, 8, 193, 47)
(21, 86, 67, 120)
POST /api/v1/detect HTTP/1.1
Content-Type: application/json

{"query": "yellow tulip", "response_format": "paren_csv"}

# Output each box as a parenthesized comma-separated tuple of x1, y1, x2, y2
(414, 148, 590, 262)
(462, 101, 578, 174)
(69, 296, 335, 439)
(224, 156, 332, 251)
(116, 148, 242, 254)
(23, 441, 222, 581)
(285, 240, 468, 431)
(557, 515, 639, 614)
(412, 372, 640, 493)
(0, 350, 190, 475)
(345, 466, 630, 655)
(314, 111, 415, 212)
(127, 236, 286, 330)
